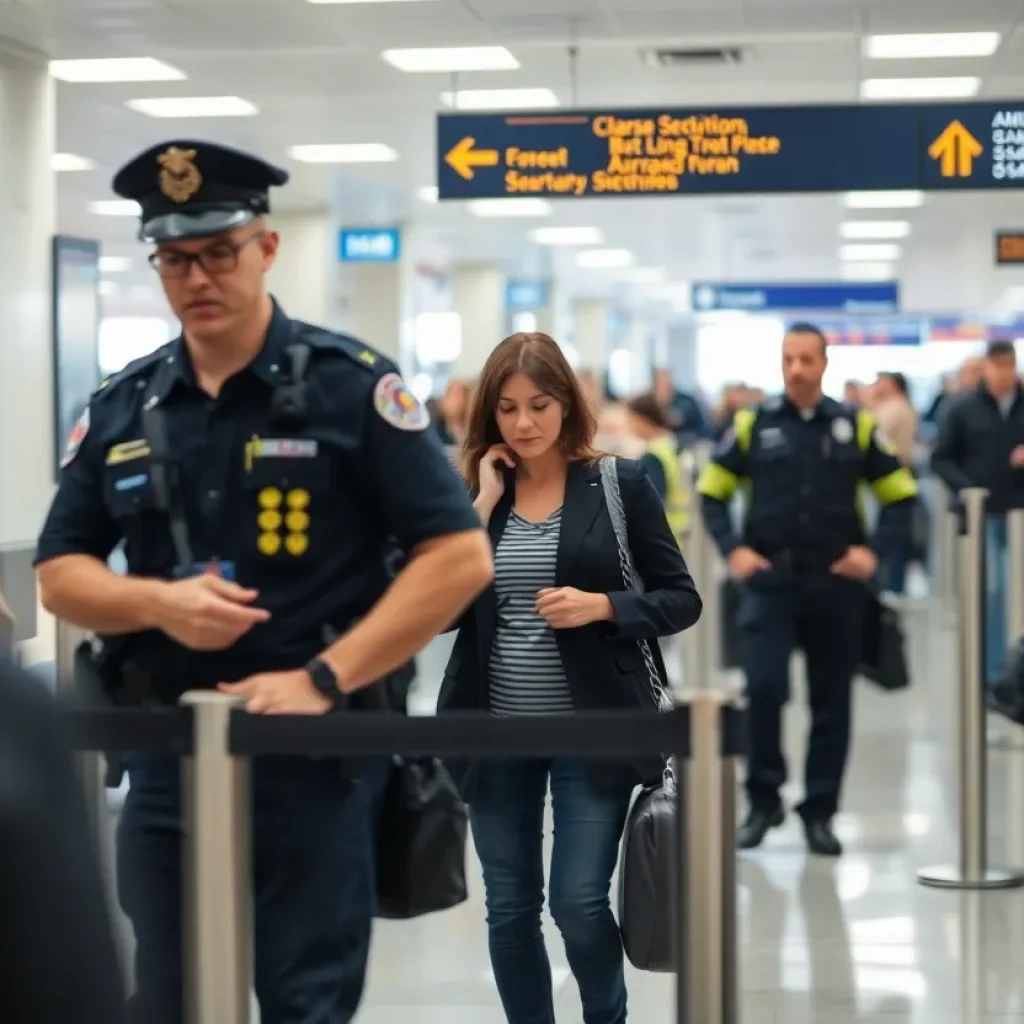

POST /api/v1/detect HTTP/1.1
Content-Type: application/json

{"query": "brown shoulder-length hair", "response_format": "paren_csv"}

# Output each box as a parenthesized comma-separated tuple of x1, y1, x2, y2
(462, 332, 600, 491)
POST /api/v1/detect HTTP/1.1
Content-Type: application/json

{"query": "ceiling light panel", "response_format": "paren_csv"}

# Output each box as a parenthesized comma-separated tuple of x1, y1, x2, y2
(864, 32, 1000, 60)
(440, 88, 558, 111)
(860, 77, 980, 101)
(90, 200, 141, 216)
(50, 57, 185, 83)
(382, 46, 519, 73)
(844, 190, 924, 209)
(52, 153, 95, 171)
(840, 221, 911, 240)
(127, 96, 257, 118)
(287, 143, 398, 163)
(529, 226, 604, 246)
(467, 198, 551, 217)
(840, 243, 902, 261)
(576, 248, 635, 269)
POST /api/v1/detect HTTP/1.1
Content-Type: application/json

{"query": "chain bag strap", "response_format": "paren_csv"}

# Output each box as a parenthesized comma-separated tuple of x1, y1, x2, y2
(599, 457, 673, 713)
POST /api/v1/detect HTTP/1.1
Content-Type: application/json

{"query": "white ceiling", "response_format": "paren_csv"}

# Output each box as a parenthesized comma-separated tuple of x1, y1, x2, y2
(46, 0, 1024, 319)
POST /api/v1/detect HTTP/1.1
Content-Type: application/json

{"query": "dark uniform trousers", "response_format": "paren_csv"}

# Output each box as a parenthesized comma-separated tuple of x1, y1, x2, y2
(738, 563, 866, 822)
(118, 752, 389, 1024)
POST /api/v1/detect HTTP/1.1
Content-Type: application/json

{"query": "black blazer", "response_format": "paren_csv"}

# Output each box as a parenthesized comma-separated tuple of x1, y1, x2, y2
(437, 457, 703, 800)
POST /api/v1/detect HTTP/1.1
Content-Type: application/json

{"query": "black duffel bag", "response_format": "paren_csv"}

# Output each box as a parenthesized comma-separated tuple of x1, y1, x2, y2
(617, 769, 678, 972)
(859, 588, 910, 692)
(375, 755, 469, 920)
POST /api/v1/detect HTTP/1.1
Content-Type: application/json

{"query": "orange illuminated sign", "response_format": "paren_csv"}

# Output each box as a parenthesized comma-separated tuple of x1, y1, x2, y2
(996, 232, 1024, 264)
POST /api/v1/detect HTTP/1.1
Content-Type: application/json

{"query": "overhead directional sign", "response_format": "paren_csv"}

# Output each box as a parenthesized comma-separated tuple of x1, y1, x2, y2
(693, 282, 899, 314)
(790, 316, 924, 346)
(436, 101, 1024, 200)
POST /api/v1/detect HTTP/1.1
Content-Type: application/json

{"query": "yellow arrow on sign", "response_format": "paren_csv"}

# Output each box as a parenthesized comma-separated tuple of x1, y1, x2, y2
(445, 136, 499, 180)
(928, 120, 983, 178)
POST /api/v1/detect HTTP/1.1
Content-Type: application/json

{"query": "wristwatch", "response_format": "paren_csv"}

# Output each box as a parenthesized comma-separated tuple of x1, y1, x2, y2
(305, 656, 348, 711)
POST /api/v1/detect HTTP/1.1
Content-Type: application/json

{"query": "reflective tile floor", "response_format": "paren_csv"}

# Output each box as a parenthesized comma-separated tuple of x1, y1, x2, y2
(104, 596, 1024, 1022)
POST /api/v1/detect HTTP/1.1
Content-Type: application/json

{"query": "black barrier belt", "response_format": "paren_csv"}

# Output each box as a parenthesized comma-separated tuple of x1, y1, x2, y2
(56, 704, 745, 761)
(232, 706, 743, 760)
(62, 706, 194, 755)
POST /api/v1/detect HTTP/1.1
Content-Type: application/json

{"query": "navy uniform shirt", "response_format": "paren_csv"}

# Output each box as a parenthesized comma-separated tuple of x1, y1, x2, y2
(696, 395, 918, 559)
(35, 300, 481, 689)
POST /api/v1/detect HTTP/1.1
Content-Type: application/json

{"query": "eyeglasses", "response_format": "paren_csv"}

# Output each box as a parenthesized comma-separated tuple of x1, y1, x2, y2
(148, 231, 265, 279)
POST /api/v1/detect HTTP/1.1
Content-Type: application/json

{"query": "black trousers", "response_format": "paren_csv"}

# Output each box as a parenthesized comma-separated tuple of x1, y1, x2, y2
(118, 754, 388, 1024)
(737, 568, 865, 822)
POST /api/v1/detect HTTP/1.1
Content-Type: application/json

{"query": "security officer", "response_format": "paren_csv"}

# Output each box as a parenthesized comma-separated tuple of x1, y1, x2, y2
(697, 322, 916, 856)
(34, 140, 494, 1023)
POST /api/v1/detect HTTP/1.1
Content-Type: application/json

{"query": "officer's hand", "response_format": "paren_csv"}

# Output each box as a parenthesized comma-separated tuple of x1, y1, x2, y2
(154, 575, 271, 651)
(536, 587, 613, 629)
(218, 669, 331, 715)
(830, 545, 878, 582)
(727, 546, 771, 582)
(1011, 445, 1024, 468)
(478, 445, 516, 506)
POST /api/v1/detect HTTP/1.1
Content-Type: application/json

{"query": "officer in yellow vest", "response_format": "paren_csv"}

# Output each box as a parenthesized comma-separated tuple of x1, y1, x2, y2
(626, 393, 691, 544)
(696, 324, 917, 857)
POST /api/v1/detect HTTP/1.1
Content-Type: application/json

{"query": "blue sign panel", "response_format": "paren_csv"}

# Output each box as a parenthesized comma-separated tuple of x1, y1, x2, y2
(788, 316, 924, 346)
(693, 282, 899, 315)
(338, 228, 400, 263)
(437, 102, 1024, 200)
(506, 280, 549, 311)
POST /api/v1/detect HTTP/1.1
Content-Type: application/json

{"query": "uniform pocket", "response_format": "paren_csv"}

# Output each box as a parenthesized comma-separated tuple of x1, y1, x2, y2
(242, 454, 331, 563)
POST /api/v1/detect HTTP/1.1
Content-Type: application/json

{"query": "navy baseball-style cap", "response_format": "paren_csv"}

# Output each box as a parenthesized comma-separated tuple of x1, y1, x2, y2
(111, 140, 290, 243)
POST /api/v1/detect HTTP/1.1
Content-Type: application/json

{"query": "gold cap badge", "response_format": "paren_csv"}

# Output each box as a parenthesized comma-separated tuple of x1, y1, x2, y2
(157, 146, 202, 204)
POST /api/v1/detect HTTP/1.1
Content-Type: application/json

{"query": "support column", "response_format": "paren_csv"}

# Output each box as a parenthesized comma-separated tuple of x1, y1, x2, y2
(666, 319, 700, 391)
(452, 263, 505, 379)
(0, 41, 56, 659)
(267, 213, 333, 327)
(627, 317, 653, 392)
(574, 299, 610, 377)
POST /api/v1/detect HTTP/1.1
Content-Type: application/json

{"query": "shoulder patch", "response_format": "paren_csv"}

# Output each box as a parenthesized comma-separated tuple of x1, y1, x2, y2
(373, 373, 429, 432)
(60, 407, 90, 469)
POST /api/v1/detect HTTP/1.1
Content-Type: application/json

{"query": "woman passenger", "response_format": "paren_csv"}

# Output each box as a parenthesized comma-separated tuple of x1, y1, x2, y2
(437, 332, 702, 1024)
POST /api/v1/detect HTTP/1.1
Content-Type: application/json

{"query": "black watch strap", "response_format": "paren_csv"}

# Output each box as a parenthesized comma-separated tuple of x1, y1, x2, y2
(305, 657, 347, 711)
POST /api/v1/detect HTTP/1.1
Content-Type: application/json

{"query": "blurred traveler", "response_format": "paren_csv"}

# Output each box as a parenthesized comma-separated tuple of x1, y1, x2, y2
(34, 140, 492, 1024)
(652, 367, 709, 445)
(0, 582, 13, 649)
(698, 322, 917, 856)
(440, 331, 701, 1024)
(932, 339, 1024, 686)
(0, 652, 127, 1024)
(433, 377, 471, 447)
(842, 379, 864, 408)
(626, 392, 691, 545)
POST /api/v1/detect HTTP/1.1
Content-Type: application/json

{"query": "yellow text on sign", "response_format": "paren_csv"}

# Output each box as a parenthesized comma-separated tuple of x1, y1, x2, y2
(998, 235, 1024, 262)
(928, 120, 983, 178)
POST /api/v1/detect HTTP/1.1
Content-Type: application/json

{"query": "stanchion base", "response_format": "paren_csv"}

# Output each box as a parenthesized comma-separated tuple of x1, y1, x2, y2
(917, 865, 1024, 890)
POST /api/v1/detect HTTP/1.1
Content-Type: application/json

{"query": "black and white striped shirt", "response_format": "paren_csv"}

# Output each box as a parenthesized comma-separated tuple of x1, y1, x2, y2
(488, 507, 574, 716)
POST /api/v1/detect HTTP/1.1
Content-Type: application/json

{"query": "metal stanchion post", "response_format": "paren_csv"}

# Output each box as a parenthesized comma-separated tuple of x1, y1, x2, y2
(1007, 509, 1024, 643)
(180, 692, 252, 1024)
(685, 494, 718, 693)
(55, 620, 106, 839)
(676, 691, 739, 1024)
(919, 488, 1024, 889)
(940, 485, 959, 613)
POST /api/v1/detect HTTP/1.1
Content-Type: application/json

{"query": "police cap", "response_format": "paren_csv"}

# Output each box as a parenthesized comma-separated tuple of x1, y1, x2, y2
(111, 140, 290, 243)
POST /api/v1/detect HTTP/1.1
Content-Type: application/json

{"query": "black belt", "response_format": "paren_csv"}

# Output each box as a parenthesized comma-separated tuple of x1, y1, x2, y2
(753, 545, 849, 571)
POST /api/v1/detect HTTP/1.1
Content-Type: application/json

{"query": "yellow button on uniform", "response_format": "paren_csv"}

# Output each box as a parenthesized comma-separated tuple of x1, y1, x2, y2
(258, 531, 282, 556)
(286, 488, 310, 511)
(286, 510, 310, 532)
(259, 487, 283, 510)
(285, 532, 309, 557)
(258, 509, 283, 531)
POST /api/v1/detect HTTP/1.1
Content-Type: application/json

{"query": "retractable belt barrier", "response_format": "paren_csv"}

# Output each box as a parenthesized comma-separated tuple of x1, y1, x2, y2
(57, 695, 746, 1024)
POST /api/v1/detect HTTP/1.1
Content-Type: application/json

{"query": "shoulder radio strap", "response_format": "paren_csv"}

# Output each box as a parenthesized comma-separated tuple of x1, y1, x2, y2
(141, 382, 194, 574)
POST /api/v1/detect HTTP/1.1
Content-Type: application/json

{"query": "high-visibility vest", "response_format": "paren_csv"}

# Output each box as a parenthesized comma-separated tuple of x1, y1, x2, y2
(647, 436, 690, 542)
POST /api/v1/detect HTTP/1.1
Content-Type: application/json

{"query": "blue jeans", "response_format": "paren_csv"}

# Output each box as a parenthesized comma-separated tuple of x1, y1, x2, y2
(987, 515, 1009, 686)
(469, 758, 632, 1024)
(118, 754, 383, 1024)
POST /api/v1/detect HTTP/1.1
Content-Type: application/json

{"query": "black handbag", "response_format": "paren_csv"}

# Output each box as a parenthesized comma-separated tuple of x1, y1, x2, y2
(859, 589, 910, 692)
(616, 772, 679, 972)
(374, 755, 469, 920)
